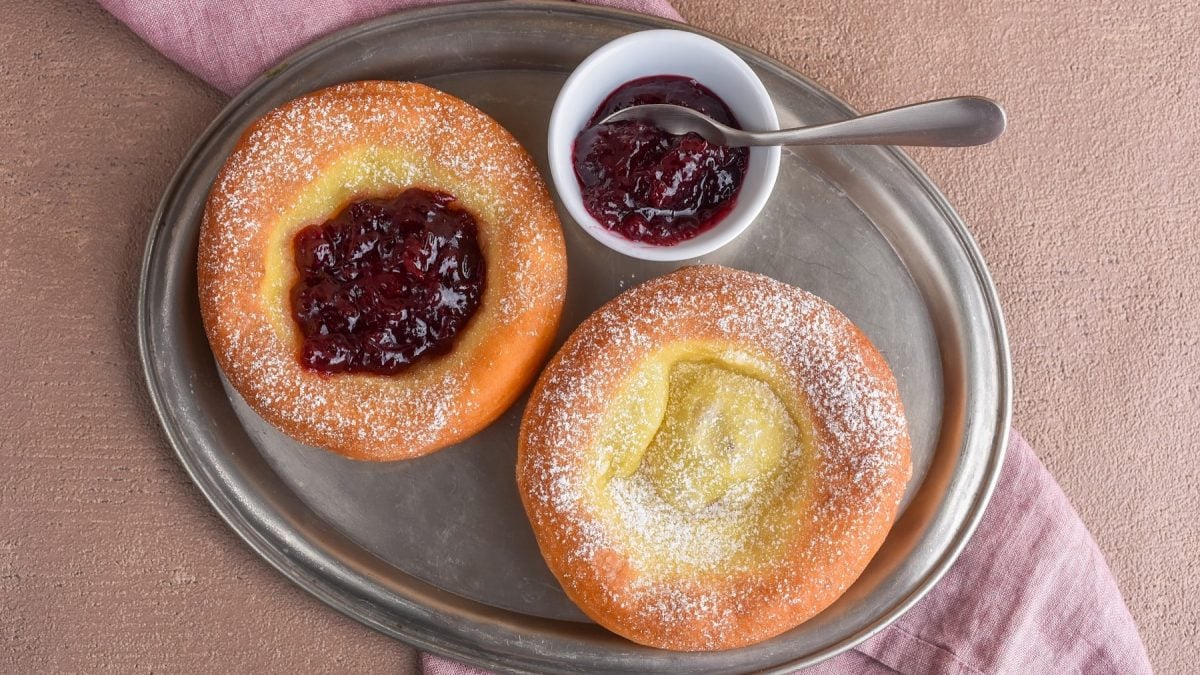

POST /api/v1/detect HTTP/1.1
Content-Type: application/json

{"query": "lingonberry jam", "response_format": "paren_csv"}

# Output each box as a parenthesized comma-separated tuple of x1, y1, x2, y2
(573, 75, 749, 246)
(290, 188, 485, 375)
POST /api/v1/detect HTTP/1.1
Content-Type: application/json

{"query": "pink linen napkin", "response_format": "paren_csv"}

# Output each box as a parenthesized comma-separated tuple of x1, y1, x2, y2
(418, 434, 1150, 675)
(104, 1, 1153, 671)
(103, 0, 682, 95)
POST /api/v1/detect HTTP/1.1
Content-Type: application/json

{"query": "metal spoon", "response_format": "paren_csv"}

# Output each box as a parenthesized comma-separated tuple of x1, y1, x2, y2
(598, 96, 1006, 147)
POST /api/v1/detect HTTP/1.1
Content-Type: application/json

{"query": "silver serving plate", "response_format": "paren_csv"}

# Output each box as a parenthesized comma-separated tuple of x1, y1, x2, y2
(138, 2, 1011, 672)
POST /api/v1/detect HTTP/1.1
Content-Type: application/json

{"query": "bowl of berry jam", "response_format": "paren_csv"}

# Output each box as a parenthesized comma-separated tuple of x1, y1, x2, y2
(548, 29, 780, 261)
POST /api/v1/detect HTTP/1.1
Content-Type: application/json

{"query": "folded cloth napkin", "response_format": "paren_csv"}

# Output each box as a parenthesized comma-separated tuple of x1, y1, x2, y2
(418, 434, 1150, 675)
(103, 0, 682, 94)
(103, 0, 1153, 671)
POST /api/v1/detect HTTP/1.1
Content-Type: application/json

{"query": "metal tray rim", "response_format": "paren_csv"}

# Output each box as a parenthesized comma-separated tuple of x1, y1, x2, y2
(138, 2, 1013, 671)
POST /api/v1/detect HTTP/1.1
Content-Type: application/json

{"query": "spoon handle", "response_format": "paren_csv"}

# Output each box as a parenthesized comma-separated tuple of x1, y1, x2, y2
(743, 96, 1006, 148)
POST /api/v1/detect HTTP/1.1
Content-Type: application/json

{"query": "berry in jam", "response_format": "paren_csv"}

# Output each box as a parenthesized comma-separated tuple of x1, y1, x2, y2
(290, 188, 485, 375)
(572, 75, 749, 246)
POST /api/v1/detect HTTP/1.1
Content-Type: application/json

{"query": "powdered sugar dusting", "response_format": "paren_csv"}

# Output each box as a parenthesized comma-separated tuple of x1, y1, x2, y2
(519, 265, 910, 648)
(198, 81, 565, 459)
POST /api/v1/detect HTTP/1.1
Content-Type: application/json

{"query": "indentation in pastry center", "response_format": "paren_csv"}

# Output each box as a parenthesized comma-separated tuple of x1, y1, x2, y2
(259, 146, 505, 365)
(289, 188, 485, 375)
(641, 361, 796, 512)
(589, 341, 812, 572)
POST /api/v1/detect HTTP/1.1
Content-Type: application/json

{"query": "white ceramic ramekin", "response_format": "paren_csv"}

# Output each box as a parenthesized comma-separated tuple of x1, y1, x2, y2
(547, 29, 781, 262)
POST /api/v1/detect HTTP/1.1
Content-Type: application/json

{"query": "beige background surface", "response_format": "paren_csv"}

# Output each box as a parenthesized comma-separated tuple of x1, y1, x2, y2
(2, 0, 1196, 672)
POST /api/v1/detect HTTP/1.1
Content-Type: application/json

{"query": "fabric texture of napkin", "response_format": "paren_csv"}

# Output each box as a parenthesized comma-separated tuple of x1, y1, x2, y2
(101, 0, 1153, 671)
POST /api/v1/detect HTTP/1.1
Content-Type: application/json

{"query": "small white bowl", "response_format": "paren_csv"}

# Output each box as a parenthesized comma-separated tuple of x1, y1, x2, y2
(548, 29, 781, 262)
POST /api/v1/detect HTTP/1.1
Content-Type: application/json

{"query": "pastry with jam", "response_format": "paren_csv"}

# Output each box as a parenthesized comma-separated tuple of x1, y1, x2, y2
(198, 81, 567, 460)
